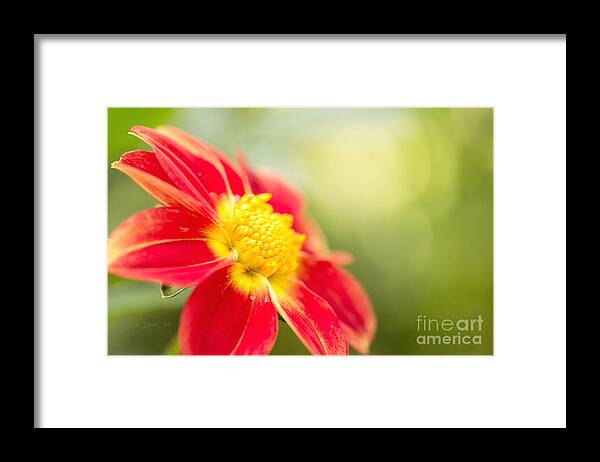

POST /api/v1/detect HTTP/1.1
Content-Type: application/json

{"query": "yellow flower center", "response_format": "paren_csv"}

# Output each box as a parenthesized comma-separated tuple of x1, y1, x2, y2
(206, 193, 305, 280)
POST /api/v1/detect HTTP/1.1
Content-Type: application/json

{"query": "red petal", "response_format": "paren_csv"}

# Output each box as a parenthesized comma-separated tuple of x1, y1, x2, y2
(249, 168, 305, 217)
(130, 126, 231, 217)
(300, 258, 376, 354)
(113, 150, 217, 217)
(108, 207, 233, 286)
(156, 125, 246, 196)
(235, 149, 254, 194)
(179, 267, 278, 355)
(293, 213, 330, 256)
(270, 281, 348, 355)
(235, 150, 305, 216)
(294, 214, 353, 265)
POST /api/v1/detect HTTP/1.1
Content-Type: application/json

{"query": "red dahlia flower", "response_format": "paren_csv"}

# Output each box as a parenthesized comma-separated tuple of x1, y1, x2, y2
(108, 125, 376, 355)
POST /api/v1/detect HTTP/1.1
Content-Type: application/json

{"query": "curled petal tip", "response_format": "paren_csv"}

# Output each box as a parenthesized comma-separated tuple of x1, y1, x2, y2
(328, 251, 354, 266)
(352, 337, 371, 355)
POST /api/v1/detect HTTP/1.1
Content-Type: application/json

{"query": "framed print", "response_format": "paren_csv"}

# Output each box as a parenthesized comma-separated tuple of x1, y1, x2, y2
(35, 35, 566, 428)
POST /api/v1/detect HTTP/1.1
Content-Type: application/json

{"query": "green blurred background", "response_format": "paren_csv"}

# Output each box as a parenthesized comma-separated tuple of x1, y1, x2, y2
(108, 108, 493, 355)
